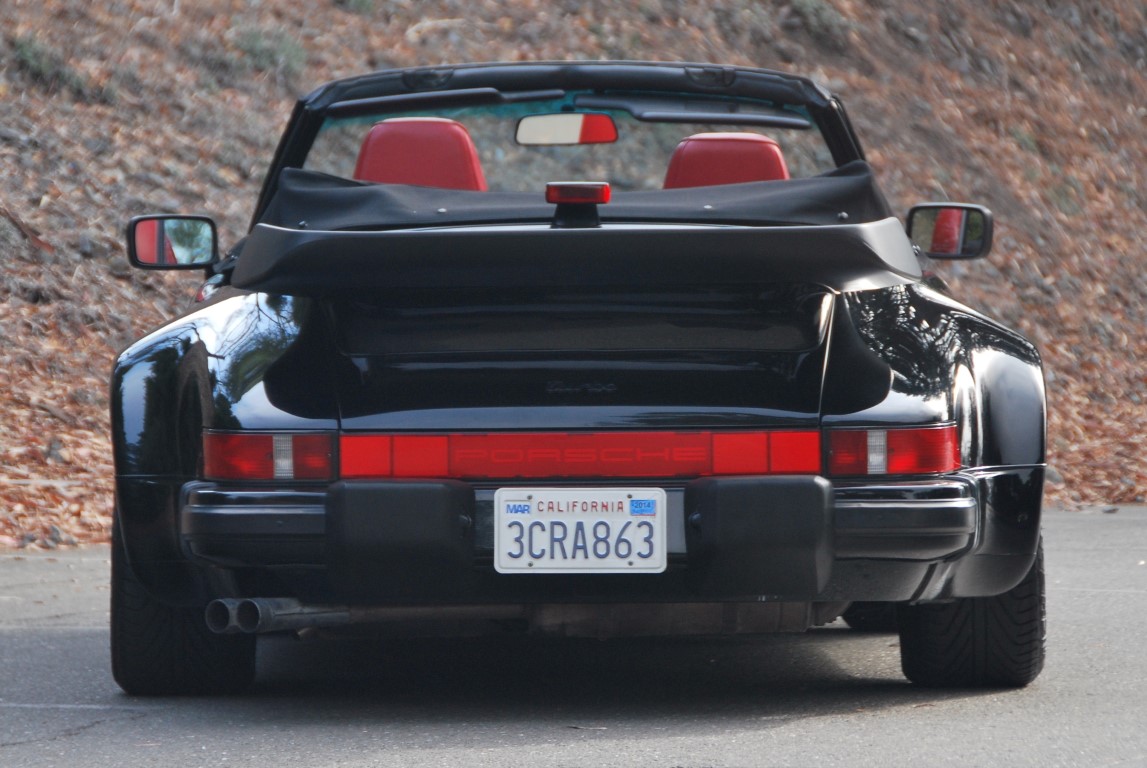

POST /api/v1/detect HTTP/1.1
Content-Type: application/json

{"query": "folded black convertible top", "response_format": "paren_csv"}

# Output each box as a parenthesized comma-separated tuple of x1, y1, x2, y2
(232, 217, 921, 298)
(258, 160, 891, 231)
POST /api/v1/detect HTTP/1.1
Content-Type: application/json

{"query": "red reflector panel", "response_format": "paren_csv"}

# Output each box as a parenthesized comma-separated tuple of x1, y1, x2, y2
(340, 434, 392, 479)
(450, 432, 710, 479)
(338, 431, 822, 480)
(393, 435, 449, 477)
(770, 431, 822, 474)
(203, 432, 333, 481)
(545, 182, 611, 205)
(712, 432, 769, 474)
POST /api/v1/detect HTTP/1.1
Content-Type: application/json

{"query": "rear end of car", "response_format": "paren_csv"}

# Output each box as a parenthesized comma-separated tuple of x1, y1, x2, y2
(110, 62, 1044, 695)
(173, 219, 1001, 636)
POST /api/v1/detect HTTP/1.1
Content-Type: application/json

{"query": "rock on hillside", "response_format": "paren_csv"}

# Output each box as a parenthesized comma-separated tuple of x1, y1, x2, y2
(1, 0, 1144, 546)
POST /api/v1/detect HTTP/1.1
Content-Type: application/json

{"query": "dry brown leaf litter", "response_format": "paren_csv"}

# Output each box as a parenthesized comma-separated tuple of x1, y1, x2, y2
(1, 0, 1144, 547)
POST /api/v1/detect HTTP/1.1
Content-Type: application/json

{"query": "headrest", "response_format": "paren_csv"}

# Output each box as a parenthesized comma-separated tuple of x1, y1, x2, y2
(353, 117, 488, 191)
(663, 132, 790, 189)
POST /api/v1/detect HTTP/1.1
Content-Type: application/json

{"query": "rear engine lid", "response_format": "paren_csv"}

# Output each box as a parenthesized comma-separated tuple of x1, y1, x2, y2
(328, 283, 832, 431)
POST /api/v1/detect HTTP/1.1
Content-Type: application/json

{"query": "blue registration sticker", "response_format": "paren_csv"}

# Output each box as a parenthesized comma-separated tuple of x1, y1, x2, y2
(629, 499, 657, 516)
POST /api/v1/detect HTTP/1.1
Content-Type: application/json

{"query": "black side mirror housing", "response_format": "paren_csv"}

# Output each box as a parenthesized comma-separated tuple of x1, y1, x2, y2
(906, 204, 993, 260)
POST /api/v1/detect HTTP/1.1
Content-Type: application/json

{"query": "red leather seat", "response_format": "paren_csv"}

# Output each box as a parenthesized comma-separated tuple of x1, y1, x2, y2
(663, 132, 790, 189)
(353, 117, 488, 191)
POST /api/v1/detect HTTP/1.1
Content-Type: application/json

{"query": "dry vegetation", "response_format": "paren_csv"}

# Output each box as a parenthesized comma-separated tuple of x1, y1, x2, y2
(1, 0, 1144, 547)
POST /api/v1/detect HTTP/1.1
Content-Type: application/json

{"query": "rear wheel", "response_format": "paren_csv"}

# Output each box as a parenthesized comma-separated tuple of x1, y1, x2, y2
(897, 543, 1045, 688)
(110, 520, 256, 695)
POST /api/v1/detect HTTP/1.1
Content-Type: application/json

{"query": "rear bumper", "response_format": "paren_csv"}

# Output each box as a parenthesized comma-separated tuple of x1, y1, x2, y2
(832, 481, 978, 560)
(175, 471, 1029, 603)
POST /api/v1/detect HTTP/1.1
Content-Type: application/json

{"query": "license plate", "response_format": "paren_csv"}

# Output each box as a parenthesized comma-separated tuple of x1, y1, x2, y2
(494, 488, 667, 574)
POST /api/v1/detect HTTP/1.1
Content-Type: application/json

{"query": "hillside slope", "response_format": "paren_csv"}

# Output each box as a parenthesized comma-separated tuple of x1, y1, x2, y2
(1, 0, 1144, 546)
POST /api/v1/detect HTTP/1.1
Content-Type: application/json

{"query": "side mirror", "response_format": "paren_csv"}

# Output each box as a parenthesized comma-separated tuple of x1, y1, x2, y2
(516, 113, 618, 146)
(126, 215, 219, 270)
(906, 204, 993, 260)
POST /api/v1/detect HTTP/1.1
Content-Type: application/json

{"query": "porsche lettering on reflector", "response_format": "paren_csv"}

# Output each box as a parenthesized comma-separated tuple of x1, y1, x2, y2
(494, 488, 667, 574)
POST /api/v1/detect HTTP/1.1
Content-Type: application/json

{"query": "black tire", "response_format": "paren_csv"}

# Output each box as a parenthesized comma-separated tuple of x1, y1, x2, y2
(897, 543, 1046, 688)
(110, 520, 256, 695)
(841, 601, 899, 633)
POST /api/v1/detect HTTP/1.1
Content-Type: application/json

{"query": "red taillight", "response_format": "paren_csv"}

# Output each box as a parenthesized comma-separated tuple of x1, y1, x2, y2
(203, 433, 273, 480)
(338, 430, 821, 480)
(292, 434, 336, 480)
(203, 432, 334, 481)
(827, 426, 959, 477)
(827, 430, 869, 476)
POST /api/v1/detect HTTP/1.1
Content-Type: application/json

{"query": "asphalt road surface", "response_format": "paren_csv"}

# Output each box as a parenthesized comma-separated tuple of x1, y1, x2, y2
(1, 506, 1145, 767)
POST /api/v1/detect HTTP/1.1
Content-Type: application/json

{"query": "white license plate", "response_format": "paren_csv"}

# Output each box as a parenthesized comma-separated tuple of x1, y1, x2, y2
(494, 488, 667, 574)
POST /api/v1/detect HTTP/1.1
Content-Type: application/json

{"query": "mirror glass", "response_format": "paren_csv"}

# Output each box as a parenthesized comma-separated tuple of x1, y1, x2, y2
(516, 113, 619, 146)
(132, 217, 216, 267)
(909, 207, 989, 259)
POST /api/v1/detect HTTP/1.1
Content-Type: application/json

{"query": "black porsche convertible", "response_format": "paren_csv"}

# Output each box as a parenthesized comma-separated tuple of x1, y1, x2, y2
(112, 61, 1046, 695)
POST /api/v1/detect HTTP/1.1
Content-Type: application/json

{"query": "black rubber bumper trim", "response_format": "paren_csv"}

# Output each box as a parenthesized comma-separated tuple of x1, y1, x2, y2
(182, 505, 326, 537)
(685, 476, 834, 597)
(832, 480, 978, 560)
(180, 484, 328, 565)
(326, 480, 475, 599)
